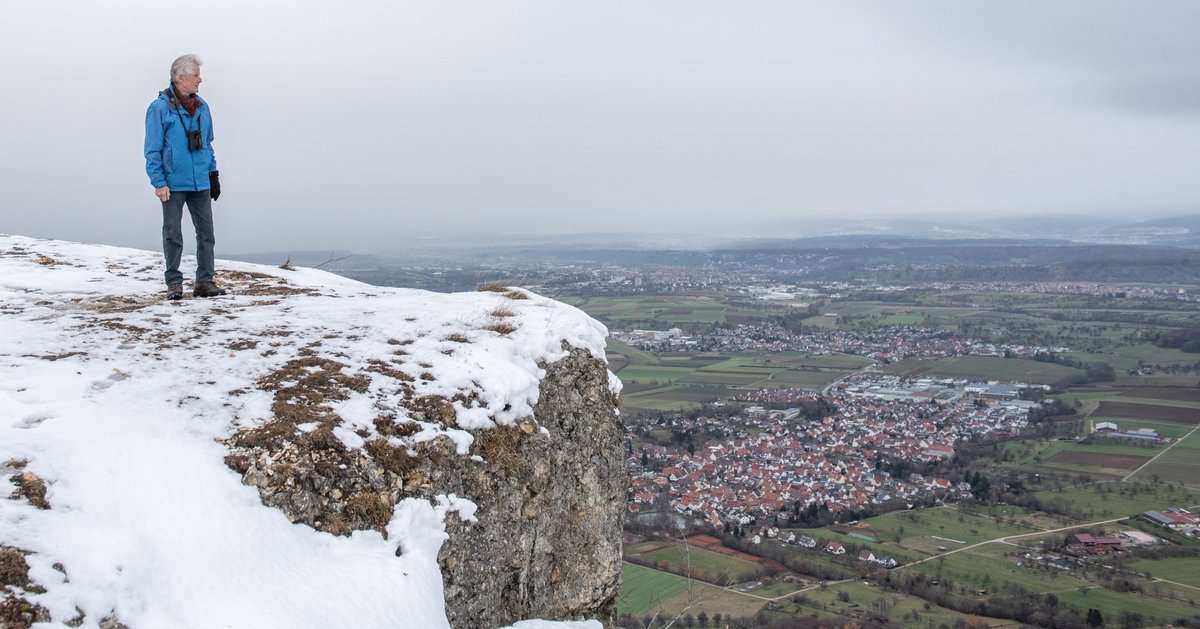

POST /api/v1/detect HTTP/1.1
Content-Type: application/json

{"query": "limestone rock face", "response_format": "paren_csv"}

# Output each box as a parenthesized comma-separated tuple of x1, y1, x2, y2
(227, 346, 627, 628)
(435, 347, 628, 628)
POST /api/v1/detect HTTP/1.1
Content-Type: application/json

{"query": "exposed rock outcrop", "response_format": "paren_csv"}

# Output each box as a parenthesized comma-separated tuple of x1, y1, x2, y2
(225, 346, 626, 627)
(0, 234, 626, 628)
(436, 346, 626, 628)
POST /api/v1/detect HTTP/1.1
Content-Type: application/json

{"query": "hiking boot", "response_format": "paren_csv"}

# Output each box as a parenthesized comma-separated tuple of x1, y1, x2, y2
(193, 281, 228, 298)
(166, 283, 184, 300)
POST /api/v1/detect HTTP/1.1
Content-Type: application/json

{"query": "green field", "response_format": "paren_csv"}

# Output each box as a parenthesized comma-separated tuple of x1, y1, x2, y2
(642, 578, 774, 620)
(1054, 585, 1200, 627)
(907, 544, 1089, 597)
(912, 545, 1200, 627)
(794, 581, 1009, 628)
(1059, 440, 1165, 457)
(1133, 427, 1200, 486)
(625, 540, 763, 584)
(1130, 556, 1200, 588)
(612, 349, 868, 413)
(619, 563, 693, 615)
(1032, 482, 1200, 517)
(857, 506, 1044, 551)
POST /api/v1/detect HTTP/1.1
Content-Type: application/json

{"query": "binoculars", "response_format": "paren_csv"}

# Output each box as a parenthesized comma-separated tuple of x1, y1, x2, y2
(187, 129, 204, 151)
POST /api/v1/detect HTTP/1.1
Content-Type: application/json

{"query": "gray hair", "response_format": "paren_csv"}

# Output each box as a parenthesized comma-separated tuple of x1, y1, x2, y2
(170, 54, 203, 82)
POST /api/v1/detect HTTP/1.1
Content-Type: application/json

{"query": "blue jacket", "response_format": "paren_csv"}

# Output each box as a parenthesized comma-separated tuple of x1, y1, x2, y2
(144, 85, 217, 191)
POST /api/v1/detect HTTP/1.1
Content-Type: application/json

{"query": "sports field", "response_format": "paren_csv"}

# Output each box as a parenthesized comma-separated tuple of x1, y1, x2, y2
(619, 563, 693, 615)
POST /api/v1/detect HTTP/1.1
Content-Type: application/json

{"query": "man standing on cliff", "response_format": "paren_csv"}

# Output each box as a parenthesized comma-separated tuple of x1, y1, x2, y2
(145, 54, 226, 300)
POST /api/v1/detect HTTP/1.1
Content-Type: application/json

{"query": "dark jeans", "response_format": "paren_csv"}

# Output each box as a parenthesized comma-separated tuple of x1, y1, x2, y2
(161, 190, 215, 286)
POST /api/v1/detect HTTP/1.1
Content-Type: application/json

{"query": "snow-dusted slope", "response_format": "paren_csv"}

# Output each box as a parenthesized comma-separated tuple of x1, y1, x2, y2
(0, 234, 609, 629)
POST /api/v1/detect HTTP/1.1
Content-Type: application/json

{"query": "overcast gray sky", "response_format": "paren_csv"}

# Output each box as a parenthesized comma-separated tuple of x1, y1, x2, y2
(2, 1, 1198, 253)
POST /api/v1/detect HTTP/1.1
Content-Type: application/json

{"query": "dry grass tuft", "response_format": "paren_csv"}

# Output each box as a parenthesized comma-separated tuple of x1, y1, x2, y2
(345, 491, 392, 533)
(231, 356, 369, 451)
(477, 283, 530, 300)
(386, 338, 414, 346)
(477, 425, 524, 473)
(223, 455, 252, 475)
(0, 546, 30, 587)
(475, 281, 509, 293)
(295, 426, 348, 455)
(364, 438, 418, 476)
(489, 306, 516, 318)
(319, 513, 351, 537)
(373, 415, 420, 438)
(257, 356, 369, 398)
(482, 321, 517, 335)
(218, 270, 316, 297)
(408, 395, 456, 426)
(278, 257, 296, 271)
(229, 419, 295, 451)
(445, 333, 469, 343)
(9, 472, 49, 510)
(365, 359, 414, 382)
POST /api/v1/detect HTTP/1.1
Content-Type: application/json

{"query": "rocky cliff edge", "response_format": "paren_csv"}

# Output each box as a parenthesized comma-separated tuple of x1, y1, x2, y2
(0, 234, 626, 629)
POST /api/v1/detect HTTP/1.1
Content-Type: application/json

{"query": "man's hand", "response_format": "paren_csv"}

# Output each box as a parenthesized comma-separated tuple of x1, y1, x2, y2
(209, 171, 221, 201)
(155, 186, 171, 202)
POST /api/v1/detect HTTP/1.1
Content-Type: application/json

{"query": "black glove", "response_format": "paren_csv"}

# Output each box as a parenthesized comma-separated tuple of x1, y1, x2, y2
(209, 171, 221, 201)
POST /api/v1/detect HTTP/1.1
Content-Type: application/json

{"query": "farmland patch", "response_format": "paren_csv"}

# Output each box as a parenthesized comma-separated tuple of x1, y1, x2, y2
(1044, 450, 1150, 470)
(1092, 401, 1199, 425)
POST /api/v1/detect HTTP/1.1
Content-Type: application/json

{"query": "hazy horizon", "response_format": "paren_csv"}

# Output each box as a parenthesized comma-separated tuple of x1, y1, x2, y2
(2, 2, 1199, 253)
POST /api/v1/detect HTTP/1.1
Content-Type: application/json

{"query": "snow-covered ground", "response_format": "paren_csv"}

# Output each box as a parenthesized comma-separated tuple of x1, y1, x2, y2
(0, 234, 609, 629)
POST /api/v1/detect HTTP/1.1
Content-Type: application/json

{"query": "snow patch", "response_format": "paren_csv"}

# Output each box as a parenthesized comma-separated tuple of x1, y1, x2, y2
(0, 234, 610, 628)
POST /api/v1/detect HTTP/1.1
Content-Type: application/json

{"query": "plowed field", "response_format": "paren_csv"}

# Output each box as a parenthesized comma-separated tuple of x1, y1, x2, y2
(1092, 401, 1199, 425)
(1119, 387, 1200, 403)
